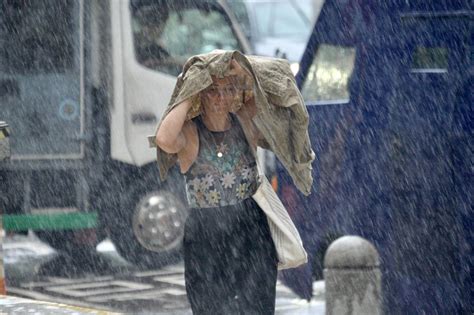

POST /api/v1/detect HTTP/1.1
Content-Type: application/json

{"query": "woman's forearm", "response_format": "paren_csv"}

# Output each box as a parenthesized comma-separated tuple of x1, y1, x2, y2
(155, 99, 193, 153)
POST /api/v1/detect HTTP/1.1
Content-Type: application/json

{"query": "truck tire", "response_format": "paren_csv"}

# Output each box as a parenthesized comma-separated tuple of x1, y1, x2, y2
(109, 170, 188, 269)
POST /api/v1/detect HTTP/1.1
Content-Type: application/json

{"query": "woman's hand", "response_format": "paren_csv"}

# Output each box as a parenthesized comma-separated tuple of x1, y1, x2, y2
(228, 59, 253, 83)
(239, 94, 257, 119)
(227, 58, 256, 118)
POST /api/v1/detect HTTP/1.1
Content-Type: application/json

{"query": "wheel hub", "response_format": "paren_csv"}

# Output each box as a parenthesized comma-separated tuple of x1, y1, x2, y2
(132, 191, 187, 253)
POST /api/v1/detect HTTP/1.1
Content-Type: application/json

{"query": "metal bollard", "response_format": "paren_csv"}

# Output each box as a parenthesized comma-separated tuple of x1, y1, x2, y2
(0, 121, 11, 295)
(324, 235, 381, 315)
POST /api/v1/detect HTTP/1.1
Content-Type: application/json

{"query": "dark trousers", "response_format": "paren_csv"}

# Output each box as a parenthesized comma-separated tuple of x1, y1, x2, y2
(183, 198, 278, 315)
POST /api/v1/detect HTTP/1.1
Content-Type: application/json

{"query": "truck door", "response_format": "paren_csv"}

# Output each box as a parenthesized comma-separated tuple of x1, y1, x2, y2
(388, 11, 471, 313)
(0, 0, 84, 159)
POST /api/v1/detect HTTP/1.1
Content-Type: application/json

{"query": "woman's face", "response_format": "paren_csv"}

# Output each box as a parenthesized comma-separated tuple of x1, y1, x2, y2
(201, 77, 237, 115)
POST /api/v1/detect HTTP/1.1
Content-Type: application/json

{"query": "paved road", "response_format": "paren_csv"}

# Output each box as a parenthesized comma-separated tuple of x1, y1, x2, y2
(2, 234, 325, 314)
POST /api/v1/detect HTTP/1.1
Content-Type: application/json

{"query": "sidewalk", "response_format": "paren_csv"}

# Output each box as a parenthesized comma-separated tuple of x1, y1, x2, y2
(0, 294, 324, 315)
(1, 235, 326, 314)
(0, 295, 120, 315)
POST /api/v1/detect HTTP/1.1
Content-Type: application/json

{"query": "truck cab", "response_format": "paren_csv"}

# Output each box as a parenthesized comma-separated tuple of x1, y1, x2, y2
(276, 0, 472, 313)
(0, 0, 250, 267)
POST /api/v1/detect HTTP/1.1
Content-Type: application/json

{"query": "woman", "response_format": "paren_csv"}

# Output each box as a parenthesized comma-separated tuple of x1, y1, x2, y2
(155, 59, 278, 314)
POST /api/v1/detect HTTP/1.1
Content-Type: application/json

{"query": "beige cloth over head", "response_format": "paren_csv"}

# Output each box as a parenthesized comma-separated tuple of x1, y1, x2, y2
(148, 50, 315, 196)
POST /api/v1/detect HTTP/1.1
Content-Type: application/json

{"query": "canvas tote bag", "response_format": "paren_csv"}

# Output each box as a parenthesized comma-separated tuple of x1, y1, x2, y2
(252, 173, 308, 270)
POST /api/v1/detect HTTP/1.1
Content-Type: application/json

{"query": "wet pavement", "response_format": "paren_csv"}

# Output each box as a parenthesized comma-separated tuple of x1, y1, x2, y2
(0, 295, 118, 314)
(2, 234, 325, 314)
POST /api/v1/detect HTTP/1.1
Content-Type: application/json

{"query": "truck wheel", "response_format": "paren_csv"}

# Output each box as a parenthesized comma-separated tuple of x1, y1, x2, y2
(109, 174, 188, 269)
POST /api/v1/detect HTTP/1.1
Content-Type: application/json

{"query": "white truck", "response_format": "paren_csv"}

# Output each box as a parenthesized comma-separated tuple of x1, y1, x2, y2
(0, 0, 250, 267)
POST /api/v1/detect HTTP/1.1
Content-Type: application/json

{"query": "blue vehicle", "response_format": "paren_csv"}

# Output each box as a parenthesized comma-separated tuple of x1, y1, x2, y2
(276, 1, 472, 313)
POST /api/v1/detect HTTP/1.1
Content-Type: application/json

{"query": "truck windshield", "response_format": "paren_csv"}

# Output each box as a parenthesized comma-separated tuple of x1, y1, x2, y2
(131, 3, 241, 76)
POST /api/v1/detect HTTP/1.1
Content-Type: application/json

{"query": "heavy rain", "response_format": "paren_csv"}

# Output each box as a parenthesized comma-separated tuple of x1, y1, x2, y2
(0, 0, 472, 314)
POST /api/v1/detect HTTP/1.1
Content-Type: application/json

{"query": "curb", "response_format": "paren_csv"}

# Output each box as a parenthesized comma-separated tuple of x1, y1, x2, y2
(0, 295, 121, 314)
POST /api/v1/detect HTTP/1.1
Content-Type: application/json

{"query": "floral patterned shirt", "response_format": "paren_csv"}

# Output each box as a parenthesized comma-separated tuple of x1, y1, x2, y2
(184, 114, 258, 208)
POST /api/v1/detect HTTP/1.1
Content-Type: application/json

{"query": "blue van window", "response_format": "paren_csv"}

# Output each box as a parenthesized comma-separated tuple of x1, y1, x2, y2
(411, 46, 448, 73)
(301, 44, 356, 104)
